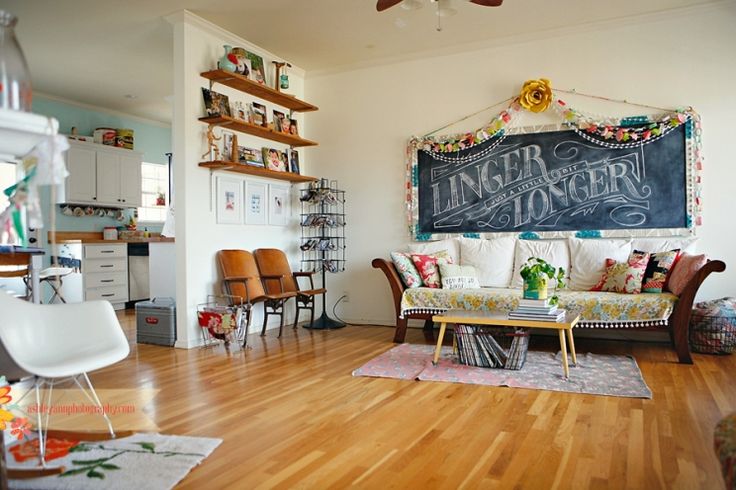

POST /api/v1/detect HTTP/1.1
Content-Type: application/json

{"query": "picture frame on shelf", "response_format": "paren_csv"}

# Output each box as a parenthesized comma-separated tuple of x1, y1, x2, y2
(280, 117, 292, 134)
(239, 146, 265, 167)
(202, 88, 231, 117)
(262, 147, 288, 172)
(272, 110, 286, 133)
(245, 181, 267, 225)
(251, 102, 267, 127)
(222, 131, 235, 162)
(268, 184, 290, 226)
(216, 176, 243, 224)
(231, 47, 251, 77)
(289, 150, 300, 174)
(231, 100, 247, 121)
(245, 50, 266, 85)
(289, 119, 298, 136)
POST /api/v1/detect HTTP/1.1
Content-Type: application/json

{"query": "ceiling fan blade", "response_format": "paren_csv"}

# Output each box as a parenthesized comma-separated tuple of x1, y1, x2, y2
(376, 0, 404, 11)
(469, 0, 504, 6)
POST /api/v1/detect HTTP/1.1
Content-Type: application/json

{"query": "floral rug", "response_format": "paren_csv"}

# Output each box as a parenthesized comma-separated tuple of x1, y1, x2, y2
(6, 432, 221, 489)
(353, 344, 652, 398)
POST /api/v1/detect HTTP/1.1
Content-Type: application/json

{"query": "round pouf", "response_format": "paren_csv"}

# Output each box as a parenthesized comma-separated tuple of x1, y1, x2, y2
(690, 297, 736, 354)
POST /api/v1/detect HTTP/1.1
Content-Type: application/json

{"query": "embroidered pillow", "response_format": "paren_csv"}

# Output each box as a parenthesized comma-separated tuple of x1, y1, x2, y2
(635, 248, 680, 293)
(390, 252, 422, 289)
(667, 253, 708, 296)
(410, 251, 453, 288)
(439, 263, 480, 290)
(591, 251, 650, 294)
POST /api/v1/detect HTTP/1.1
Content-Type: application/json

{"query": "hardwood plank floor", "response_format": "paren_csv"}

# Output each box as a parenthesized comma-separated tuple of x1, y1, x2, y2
(85, 311, 735, 489)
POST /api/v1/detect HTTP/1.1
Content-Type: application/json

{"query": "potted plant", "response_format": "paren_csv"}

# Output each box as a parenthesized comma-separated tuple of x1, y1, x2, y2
(519, 257, 566, 304)
(155, 191, 166, 206)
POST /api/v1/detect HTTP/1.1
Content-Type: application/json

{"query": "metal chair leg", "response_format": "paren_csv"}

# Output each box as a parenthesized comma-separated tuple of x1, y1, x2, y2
(261, 309, 269, 336)
(294, 303, 301, 329)
(278, 307, 285, 337)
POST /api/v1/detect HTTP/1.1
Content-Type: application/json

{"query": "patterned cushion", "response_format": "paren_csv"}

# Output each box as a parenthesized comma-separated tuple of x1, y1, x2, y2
(439, 263, 480, 290)
(591, 251, 650, 294)
(667, 253, 707, 296)
(635, 248, 680, 293)
(390, 252, 423, 289)
(410, 251, 453, 288)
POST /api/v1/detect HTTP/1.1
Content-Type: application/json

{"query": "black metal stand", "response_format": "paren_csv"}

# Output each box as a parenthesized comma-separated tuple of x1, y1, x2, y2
(304, 266, 345, 330)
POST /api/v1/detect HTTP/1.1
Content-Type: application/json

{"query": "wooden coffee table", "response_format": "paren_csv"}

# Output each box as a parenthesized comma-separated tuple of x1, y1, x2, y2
(432, 309, 580, 378)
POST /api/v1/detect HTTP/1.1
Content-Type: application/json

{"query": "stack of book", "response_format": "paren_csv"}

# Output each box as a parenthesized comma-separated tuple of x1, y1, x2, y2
(508, 298, 566, 322)
(454, 325, 529, 370)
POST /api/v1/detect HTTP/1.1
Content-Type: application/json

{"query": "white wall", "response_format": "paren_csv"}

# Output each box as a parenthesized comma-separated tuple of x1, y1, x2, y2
(306, 4, 736, 326)
(170, 12, 310, 347)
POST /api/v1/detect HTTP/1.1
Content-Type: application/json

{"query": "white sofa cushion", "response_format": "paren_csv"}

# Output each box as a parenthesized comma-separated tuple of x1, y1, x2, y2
(408, 238, 460, 264)
(568, 238, 632, 291)
(510, 239, 571, 289)
(631, 237, 698, 254)
(458, 236, 516, 287)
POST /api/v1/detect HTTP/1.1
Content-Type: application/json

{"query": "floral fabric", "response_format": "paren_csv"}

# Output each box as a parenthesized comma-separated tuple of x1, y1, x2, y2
(636, 248, 679, 293)
(400, 287, 677, 328)
(390, 252, 423, 289)
(591, 252, 650, 294)
(410, 251, 453, 288)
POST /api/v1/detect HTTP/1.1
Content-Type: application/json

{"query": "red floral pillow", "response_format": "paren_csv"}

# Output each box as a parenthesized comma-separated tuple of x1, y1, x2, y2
(410, 251, 453, 288)
(590, 251, 650, 294)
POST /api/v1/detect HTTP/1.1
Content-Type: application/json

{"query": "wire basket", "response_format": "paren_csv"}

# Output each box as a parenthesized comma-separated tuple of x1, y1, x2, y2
(454, 324, 530, 370)
(690, 297, 736, 355)
(197, 295, 248, 348)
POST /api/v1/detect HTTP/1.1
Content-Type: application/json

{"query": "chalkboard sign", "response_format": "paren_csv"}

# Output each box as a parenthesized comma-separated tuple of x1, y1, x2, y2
(417, 125, 687, 234)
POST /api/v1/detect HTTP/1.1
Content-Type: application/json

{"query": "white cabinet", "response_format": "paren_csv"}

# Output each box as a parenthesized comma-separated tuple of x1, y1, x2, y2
(64, 141, 142, 208)
(82, 244, 129, 310)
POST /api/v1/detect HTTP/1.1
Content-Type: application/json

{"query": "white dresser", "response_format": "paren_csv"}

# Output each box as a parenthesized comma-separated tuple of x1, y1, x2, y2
(82, 244, 129, 309)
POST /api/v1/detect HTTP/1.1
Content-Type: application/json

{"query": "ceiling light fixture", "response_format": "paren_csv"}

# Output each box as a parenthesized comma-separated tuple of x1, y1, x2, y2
(433, 0, 457, 31)
(400, 0, 423, 10)
(123, 94, 137, 100)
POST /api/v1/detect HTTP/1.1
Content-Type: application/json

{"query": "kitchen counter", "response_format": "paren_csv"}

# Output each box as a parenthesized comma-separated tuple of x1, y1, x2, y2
(48, 231, 175, 244)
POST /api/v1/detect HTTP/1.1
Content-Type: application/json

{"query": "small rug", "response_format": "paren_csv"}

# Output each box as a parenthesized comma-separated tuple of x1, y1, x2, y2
(6, 432, 221, 489)
(353, 344, 652, 398)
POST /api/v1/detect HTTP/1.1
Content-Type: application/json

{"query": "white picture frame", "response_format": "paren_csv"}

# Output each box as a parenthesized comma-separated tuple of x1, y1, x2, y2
(215, 176, 243, 224)
(245, 181, 267, 225)
(268, 184, 290, 226)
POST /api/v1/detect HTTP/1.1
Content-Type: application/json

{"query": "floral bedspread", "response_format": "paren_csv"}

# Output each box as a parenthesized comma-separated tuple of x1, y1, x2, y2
(400, 287, 678, 328)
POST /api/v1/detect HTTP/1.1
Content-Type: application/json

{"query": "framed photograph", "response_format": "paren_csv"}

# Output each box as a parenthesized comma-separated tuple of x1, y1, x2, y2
(272, 110, 285, 132)
(239, 146, 264, 167)
(245, 51, 266, 84)
(269, 184, 290, 226)
(251, 102, 267, 127)
(245, 181, 267, 225)
(262, 147, 288, 172)
(289, 119, 298, 137)
(222, 131, 235, 162)
(289, 150, 300, 174)
(231, 101, 247, 121)
(216, 176, 243, 224)
(202, 88, 231, 117)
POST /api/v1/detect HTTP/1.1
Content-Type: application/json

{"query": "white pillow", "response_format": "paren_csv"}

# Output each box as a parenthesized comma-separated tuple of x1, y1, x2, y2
(439, 263, 480, 290)
(510, 239, 570, 289)
(568, 238, 632, 291)
(408, 238, 460, 264)
(631, 237, 698, 254)
(458, 236, 516, 287)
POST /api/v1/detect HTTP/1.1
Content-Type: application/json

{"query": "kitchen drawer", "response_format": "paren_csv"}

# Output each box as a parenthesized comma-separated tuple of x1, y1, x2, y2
(84, 272, 127, 289)
(84, 244, 127, 259)
(85, 286, 128, 302)
(84, 258, 127, 273)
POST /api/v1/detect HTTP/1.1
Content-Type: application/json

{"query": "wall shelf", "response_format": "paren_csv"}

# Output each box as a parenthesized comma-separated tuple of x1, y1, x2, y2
(199, 161, 317, 183)
(199, 115, 318, 148)
(201, 69, 318, 113)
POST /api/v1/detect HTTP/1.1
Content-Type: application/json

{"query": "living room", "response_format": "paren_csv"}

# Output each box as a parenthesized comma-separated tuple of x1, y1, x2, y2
(1, 0, 735, 488)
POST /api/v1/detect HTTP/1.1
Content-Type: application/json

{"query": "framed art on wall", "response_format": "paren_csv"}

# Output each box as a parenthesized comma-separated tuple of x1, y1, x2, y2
(216, 176, 243, 224)
(268, 184, 289, 226)
(245, 181, 267, 225)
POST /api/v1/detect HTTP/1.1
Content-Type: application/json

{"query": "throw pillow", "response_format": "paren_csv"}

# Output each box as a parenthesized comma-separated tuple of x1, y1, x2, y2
(667, 253, 708, 296)
(390, 252, 423, 289)
(635, 248, 680, 293)
(439, 263, 480, 290)
(410, 251, 453, 288)
(591, 251, 650, 294)
(408, 238, 460, 264)
(568, 238, 633, 291)
(510, 239, 570, 289)
(458, 236, 516, 287)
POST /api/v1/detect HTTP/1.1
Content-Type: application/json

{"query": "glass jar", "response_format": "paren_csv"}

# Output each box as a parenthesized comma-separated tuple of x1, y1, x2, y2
(0, 10, 32, 111)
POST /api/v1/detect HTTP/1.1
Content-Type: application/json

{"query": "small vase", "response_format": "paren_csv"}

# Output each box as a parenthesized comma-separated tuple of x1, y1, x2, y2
(523, 276, 548, 300)
(218, 45, 237, 73)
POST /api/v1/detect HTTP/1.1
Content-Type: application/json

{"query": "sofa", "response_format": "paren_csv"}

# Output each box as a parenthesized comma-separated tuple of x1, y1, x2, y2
(372, 236, 726, 364)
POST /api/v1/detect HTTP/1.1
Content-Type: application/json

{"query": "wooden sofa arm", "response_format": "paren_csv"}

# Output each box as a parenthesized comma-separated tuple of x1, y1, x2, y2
(669, 259, 727, 364)
(372, 258, 405, 319)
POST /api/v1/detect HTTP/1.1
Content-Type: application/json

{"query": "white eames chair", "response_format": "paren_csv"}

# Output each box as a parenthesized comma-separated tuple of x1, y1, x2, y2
(0, 291, 130, 467)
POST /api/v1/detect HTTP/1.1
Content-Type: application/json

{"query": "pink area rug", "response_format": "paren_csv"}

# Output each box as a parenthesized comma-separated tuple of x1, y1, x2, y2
(353, 344, 652, 398)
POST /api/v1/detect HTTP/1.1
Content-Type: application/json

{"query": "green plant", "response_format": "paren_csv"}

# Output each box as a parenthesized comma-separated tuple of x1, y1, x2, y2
(519, 257, 566, 305)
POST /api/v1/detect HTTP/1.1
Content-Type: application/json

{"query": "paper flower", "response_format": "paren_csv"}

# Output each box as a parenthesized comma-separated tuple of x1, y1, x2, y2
(10, 417, 31, 440)
(519, 78, 553, 113)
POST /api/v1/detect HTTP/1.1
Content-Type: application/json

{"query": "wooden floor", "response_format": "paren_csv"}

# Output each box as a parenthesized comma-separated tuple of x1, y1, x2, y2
(88, 310, 735, 489)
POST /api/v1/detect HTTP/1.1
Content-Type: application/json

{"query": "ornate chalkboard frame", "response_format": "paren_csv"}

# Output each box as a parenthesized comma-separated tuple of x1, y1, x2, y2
(406, 108, 702, 241)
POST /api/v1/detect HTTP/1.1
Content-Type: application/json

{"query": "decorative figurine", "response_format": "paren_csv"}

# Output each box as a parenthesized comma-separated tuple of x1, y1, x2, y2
(202, 125, 222, 161)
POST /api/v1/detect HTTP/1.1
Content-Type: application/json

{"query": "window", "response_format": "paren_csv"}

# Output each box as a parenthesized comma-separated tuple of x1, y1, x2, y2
(138, 162, 169, 223)
(0, 161, 17, 212)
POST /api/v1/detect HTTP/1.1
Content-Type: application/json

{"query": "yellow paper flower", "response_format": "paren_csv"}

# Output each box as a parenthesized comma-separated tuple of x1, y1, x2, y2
(519, 78, 553, 113)
(0, 408, 15, 430)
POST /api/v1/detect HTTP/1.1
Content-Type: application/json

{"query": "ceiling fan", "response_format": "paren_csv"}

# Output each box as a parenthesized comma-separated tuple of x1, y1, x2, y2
(376, 0, 503, 12)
